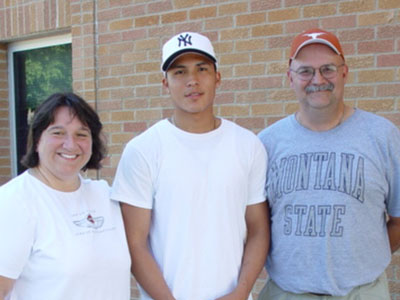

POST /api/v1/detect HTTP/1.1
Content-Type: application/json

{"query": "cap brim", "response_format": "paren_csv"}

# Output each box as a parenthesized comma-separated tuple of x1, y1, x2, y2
(162, 49, 217, 71)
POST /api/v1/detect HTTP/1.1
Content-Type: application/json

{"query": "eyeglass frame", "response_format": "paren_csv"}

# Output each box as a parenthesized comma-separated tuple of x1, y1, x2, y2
(289, 63, 345, 81)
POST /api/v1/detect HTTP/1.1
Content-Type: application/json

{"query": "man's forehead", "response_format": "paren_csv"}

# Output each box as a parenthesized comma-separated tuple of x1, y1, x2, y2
(293, 44, 342, 65)
(169, 53, 215, 68)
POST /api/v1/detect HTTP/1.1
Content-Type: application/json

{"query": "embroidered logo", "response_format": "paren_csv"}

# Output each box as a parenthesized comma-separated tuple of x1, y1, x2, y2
(177, 33, 192, 47)
(304, 32, 325, 39)
(73, 214, 104, 229)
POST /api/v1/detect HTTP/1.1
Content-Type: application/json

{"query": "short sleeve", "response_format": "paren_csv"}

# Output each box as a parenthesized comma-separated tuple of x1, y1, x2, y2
(247, 138, 268, 206)
(0, 192, 35, 279)
(385, 126, 400, 217)
(111, 141, 154, 209)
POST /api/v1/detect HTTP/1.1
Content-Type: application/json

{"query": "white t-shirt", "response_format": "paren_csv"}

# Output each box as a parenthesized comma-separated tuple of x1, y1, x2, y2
(112, 119, 267, 300)
(0, 171, 131, 300)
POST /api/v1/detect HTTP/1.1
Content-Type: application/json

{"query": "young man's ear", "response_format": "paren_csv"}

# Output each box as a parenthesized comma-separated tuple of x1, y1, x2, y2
(162, 77, 169, 93)
(215, 71, 221, 89)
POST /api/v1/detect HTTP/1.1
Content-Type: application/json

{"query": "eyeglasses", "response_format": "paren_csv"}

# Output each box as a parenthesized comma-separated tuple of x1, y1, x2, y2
(290, 64, 345, 81)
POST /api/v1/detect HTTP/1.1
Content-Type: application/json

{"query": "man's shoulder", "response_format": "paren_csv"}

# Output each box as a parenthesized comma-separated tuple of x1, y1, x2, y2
(258, 115, 292, 140)
(222, 119, 265, 148)
(223, 118, 259, 137)
(124, 119, 167, 149)
(356, 109, 399, 133)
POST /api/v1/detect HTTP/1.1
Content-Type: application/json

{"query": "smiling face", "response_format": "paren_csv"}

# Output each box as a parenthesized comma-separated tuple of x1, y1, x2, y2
(288, 43, 348, 112)
(162, 53, 221, 119)
(36, 106, 92, 185)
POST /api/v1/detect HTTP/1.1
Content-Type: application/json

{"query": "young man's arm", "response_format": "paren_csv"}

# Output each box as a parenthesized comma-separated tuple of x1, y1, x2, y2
(0, 276, 14, 300)
(216, 201, 270, 300)
(387, 215, 400, 253)
(121, 203, 176, 300)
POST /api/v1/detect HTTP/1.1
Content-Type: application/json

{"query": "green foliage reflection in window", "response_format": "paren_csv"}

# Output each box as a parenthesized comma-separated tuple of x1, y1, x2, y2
(24, 43, 72, 112)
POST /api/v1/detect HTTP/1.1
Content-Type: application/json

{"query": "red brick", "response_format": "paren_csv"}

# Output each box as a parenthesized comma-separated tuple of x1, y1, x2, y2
(215, 92, 234, 105)
(377, 84, 400, 97)
(173, 0, 201, 9)
(251, 77, 283, 89)
(123, 122, 147, 133)
(219, 3, 247, 16)
(379, 0, 400, 9)
(122, 29, 147, 41)
(252, 24, 283, 37)
(250, 0, 281, 11)
(339, 0, 375, 13)
(268, 8, 300, 22)
(220, 28, 249, 40)
(377, 54, 400, 67)
(321, 15, 356, 29)
(236, 91, 268, 104)
(220, 53, 250, 65)
(344, 86, 374, 98)
(189, 7, 216, 19)
(303, 4, 337, 17)
(109, 19, 133, 31)
(286, 20, 319, 34)
(235, 117, 266, 130)
(219, 105, 250, 117)
(358, 40, 394, 54)
(358, 99, 394, 112)
(135, 15, 159, 27)
(148, 1, 173, 13)
(285, 0, 316, 6)
(220, 79, 249, 91)
(358, 12, 395, 26)
(161, 11, 187, 24)
(378, 25, 400, 39)
(236, 13, 266, 26)
(339, 28, 374, 42)
(205, 16, 233, 30)
(235, 64, 265, 77)
(109, 0, 132, 7)
(121, 4, 146, 17)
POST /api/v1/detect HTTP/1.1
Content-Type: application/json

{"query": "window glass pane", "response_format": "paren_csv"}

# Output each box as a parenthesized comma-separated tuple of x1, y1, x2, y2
(13, 43, 72, 174)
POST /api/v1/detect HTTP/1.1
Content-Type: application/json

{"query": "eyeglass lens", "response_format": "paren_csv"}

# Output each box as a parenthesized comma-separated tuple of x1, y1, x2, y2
(293, 64, 343, 80)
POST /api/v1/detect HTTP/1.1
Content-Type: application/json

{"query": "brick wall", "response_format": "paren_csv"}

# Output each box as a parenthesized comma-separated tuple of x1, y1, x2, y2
(0, 0, 400, 299)
(0, 44, 9, 185)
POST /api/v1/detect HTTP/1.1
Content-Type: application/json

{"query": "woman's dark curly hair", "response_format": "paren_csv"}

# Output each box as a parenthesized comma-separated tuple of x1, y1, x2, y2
(21, 92, 106, 171)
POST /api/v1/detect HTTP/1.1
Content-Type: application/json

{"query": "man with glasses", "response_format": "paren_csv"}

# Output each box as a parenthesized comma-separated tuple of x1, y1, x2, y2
(258, 28, 400, 299)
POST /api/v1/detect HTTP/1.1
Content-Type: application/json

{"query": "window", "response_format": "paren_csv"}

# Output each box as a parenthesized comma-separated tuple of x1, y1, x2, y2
(8, 34, 72, 175)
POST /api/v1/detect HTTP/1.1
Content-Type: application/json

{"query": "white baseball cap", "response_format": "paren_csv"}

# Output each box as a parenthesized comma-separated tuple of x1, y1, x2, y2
(161, 32, 217, 72)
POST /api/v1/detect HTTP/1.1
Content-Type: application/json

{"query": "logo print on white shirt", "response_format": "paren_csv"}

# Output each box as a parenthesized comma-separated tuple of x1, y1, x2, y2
(73, 214, 104, 229)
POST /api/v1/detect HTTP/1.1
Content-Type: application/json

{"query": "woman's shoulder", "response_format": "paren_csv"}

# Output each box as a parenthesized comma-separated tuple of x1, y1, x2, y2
(1, 171, 33, 195)
(80, 176, 110, 193)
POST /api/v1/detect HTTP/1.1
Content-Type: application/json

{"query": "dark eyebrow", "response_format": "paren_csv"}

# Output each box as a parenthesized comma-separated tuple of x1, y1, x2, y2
(196, 61, 212, 67)
(169, 60, 212, 70)
(47, 125, 90, 132)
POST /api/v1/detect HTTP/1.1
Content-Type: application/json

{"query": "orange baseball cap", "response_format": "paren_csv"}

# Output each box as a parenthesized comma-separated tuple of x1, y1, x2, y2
(289, 28, 344, 65)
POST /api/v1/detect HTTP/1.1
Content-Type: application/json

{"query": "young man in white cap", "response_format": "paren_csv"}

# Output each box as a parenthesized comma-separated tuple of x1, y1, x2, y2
(112, 32, 269, 300)
(258, 28, 400, 299)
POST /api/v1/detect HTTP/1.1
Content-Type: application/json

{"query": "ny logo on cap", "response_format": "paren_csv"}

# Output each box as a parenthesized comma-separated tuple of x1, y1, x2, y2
(304, 32, 325, 39)
(177, 33, 192, 47)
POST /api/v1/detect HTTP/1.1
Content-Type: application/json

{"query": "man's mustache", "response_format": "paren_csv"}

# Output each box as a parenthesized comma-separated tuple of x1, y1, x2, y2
(305, 83, 334, 94)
